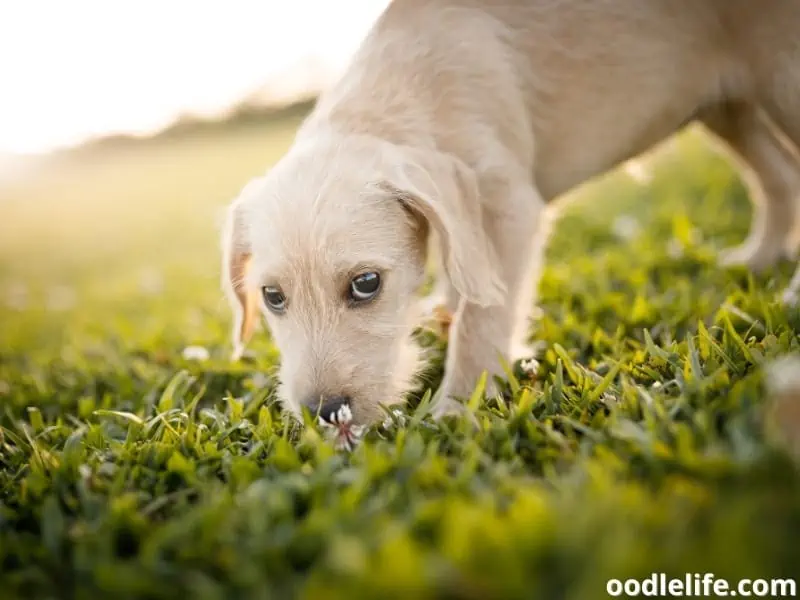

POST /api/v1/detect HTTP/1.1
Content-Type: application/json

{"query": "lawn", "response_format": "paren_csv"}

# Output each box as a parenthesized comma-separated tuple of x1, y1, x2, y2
(1, 110, 799, 600)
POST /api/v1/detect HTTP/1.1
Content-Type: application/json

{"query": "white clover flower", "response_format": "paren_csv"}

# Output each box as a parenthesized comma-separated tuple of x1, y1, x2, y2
(181, 345, 210, 361)
(249, 372, 271, 389)
(331, 403, 353, 425)
(611, 215, 642, 242)
(381, 409, 408, 429)
(519, 358, 540, 376)
(600, 392, 618, 406)
(319, 402, 365, 451)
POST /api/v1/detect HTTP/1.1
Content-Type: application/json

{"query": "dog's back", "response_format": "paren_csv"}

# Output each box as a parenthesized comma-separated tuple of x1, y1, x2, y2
(303, 0, 800, 201)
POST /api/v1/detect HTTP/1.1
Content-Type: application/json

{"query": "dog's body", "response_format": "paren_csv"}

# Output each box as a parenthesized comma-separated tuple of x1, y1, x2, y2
(223, 0, 800, 425)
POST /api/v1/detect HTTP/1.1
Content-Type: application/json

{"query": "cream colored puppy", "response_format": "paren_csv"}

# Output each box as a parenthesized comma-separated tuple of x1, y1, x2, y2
(222, 0, 800, 426)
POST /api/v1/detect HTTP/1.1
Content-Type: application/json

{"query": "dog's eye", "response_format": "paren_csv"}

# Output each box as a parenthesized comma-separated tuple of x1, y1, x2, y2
(262, 286, 287, 313)
(349, 272, 381, 303)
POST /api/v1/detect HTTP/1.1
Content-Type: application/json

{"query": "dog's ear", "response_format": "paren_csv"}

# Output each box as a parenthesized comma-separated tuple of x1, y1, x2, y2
(221, 183, 260, 360)
(385, 149, 506, 307)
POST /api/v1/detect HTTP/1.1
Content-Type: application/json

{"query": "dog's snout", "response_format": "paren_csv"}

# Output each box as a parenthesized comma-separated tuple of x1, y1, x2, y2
(308, 395, 352, 423)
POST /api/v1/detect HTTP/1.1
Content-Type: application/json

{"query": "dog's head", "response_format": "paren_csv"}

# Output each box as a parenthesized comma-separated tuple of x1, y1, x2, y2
(221, 134, 504, 425)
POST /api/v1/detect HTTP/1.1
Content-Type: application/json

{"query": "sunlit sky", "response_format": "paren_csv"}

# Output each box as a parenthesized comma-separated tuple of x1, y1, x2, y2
(0, 0, 390, 155)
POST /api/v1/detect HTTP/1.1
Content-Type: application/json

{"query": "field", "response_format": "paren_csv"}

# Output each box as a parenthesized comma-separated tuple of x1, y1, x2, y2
(1, 108, 800, 599)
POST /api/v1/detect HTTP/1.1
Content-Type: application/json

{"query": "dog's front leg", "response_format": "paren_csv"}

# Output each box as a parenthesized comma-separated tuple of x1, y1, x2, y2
(431, 179, 547, 419)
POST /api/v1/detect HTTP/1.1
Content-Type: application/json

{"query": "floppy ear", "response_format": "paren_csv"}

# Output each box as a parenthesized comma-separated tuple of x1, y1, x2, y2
(385, 149, 506, 307)
(221, 188, 260, 360)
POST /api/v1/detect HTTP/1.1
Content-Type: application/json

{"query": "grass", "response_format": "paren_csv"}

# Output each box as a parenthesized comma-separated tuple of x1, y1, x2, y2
(1, 113, 800, 599)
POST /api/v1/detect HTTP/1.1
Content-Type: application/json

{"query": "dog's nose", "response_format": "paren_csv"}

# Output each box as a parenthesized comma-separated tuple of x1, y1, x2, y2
(312, 395, 352, 424)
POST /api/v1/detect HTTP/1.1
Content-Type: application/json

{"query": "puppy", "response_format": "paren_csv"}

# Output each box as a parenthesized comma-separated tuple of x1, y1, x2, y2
(222, 0, 800, 426)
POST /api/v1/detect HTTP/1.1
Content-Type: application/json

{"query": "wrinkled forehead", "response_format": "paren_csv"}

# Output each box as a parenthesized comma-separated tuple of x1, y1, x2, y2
(246, 186, 415, 285)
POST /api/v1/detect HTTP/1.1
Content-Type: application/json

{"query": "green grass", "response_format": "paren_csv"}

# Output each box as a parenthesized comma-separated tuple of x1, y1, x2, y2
(1, 115, 800, 600)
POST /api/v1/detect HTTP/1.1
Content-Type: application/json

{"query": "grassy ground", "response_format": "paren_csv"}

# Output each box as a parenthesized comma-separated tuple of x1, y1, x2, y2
(1, 113, 800, 599)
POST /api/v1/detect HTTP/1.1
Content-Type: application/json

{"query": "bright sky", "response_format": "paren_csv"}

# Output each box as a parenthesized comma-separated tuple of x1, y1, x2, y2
(0, 0, 390, 155)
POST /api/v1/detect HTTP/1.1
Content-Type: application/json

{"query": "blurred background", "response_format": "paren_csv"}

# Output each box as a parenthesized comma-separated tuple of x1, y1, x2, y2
(0, 0, 400, 359)
(0, 0, 392, 156)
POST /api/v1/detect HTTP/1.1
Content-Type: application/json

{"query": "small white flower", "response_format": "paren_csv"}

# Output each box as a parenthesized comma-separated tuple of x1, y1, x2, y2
(319, 402, 364, 451)
(319, 403, 353, 425)
(600, 392, 618, 406)
(611, 215, 642, 242)
(652, 381, 663, 389)
(182, 345, 210, 361)
(382, 409, 408, 429)
(249, 372, 271, 388)
(624, 159, 653, 185)
(334, 424, 365, 451)
(337, 403, 353, 424)
(519, 358, 540, 376)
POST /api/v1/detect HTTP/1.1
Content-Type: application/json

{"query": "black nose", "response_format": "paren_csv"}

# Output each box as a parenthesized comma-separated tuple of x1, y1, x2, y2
(314, 395, 352, 424)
